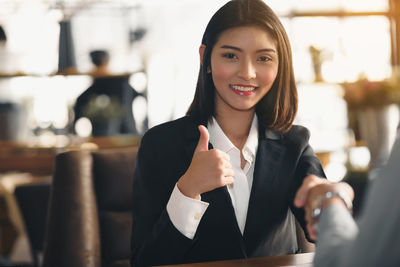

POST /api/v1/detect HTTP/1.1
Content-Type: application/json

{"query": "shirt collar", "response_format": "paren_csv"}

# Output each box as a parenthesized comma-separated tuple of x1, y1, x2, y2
(208, 115, 259, 161)
(208, 117, 235, 153)
(243, 115, 258, 161)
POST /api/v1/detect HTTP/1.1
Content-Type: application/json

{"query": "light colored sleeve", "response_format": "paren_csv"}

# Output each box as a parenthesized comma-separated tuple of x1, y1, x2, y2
(166, 184, 209, 239)
(313, 205, 358, 267)
(314, 139, 400, 267)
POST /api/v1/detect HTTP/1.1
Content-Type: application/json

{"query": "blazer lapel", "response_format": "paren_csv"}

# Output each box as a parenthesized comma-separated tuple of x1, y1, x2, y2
(243, 128, 286, 254)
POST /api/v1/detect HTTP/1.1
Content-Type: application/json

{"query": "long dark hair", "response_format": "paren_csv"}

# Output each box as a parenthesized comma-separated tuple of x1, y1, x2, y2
(186, 0, 297, 133)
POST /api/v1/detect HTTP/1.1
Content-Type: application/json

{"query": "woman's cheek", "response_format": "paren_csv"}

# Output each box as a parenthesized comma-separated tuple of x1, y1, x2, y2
(259, 66, 278, 85)
(212, 62, 235, 83)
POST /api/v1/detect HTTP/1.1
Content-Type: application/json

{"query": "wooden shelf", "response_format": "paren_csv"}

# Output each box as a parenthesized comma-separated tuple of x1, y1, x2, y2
(0, 135, 141, 176)
(0, 71, 143, 79)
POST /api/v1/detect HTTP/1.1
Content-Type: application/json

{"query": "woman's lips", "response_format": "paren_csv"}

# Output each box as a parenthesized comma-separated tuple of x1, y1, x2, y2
(230, 84, 257, 96)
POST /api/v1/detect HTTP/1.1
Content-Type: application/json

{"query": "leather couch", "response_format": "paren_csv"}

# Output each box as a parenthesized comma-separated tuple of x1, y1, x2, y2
(43, 147, 138, 267)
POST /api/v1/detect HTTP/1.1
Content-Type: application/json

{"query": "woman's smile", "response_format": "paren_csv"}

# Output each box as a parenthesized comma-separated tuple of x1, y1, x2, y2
(229, 84, 258, 96)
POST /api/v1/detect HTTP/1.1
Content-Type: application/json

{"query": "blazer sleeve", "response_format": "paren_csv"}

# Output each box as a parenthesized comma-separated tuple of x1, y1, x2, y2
(288, 127, 326, 241)
(130, 133, 195, 267)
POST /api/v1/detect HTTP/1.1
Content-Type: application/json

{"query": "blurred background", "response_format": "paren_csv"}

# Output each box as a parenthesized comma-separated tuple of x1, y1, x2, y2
(0, 0, 399, 265)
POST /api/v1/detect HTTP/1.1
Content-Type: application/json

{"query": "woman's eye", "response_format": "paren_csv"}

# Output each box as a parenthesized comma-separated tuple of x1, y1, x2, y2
(222, 53, 238, 59)
(258, 56, 271, 62)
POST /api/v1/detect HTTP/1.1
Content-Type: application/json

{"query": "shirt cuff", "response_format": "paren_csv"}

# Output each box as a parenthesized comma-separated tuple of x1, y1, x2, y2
(166, 184, 209, 239)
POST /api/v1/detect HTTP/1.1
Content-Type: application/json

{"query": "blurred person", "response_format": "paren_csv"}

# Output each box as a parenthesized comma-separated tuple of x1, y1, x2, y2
(73, 50, 140, 136)
(130, 0, 326, 266)
(294, 136, 400, 266)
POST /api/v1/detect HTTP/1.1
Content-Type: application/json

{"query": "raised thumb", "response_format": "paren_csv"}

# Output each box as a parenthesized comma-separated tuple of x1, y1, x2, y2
(195, 125, 209, 152)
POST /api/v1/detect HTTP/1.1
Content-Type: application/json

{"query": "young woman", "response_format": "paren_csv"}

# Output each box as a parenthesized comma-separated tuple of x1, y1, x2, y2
(131, 0, 325, 266)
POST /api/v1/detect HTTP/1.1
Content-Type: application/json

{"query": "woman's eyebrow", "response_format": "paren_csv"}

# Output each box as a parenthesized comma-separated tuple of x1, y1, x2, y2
(220, 45, 242, 51)
(256, 48, 276, 53)
(220, 45, 276, 53)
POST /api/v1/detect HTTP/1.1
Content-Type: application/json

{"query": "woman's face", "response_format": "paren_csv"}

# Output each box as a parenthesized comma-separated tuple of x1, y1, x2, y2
(209, 26, 278, 116)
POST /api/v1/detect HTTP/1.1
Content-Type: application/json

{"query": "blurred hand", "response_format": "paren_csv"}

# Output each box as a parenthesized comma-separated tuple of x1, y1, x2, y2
(177, 125, 234, 200)
(294, 175, 354, 240)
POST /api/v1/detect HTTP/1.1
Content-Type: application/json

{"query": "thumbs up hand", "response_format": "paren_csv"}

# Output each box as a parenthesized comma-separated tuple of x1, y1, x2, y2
(177, 125, 234, 200)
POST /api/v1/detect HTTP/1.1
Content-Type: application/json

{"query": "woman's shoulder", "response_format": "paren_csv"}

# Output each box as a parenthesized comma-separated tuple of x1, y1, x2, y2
(282, 124, 311, 144)
(142, 116, 196, 143)
(147, 116, 194, 133)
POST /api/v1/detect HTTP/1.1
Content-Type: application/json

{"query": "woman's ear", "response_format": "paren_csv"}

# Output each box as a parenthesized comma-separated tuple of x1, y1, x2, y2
(199, 44, 206, 65)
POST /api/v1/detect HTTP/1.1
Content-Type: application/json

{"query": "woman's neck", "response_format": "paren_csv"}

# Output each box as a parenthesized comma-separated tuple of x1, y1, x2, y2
(215, 109, 255, 150)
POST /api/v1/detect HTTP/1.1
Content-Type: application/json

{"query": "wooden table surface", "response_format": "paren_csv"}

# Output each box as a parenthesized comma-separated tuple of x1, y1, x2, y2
(160, 253, 314, 267)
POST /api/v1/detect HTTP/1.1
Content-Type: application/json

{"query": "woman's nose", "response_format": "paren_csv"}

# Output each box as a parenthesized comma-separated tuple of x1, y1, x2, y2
(238, 60, 256, 80)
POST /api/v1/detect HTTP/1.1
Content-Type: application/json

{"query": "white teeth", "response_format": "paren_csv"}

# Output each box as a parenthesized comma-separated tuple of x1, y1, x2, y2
(230, 85, 256, 92)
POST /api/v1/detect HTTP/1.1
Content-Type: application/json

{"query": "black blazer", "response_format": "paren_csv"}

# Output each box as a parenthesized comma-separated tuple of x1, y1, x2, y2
(131, 116, 325, 267)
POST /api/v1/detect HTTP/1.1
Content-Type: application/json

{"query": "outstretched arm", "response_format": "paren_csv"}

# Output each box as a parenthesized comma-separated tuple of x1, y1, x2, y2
(295, 139, 400, 266)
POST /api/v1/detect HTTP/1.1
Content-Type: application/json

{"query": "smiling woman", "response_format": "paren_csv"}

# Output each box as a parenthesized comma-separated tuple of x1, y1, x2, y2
(130, 0, 326, 266)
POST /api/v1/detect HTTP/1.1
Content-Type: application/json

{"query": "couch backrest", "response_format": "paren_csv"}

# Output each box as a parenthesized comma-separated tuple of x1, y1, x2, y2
(43, 147, 138, 267)
(93, 148, 138, 266)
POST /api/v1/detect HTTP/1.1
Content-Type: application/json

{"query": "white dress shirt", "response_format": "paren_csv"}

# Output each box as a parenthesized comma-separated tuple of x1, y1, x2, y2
(167, 115, 259, 239)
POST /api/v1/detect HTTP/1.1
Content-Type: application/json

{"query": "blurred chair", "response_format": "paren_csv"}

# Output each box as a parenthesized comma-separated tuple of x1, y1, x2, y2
(43, 147, 138, 267)
(14, 182, 50, 267)
(0, 102, 23, 141)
